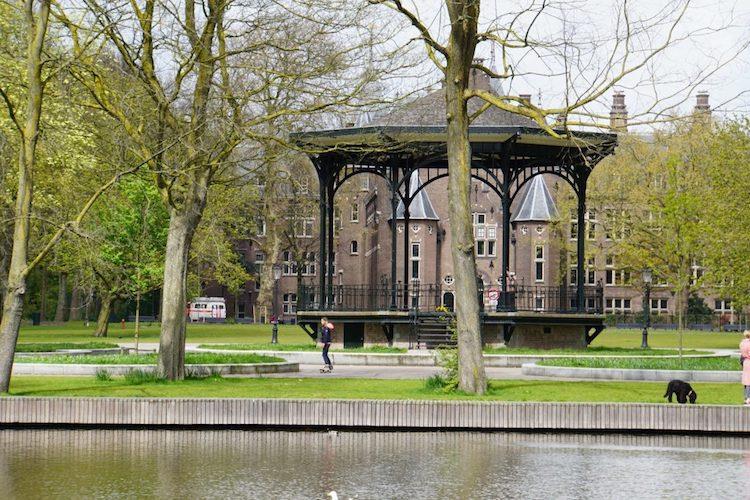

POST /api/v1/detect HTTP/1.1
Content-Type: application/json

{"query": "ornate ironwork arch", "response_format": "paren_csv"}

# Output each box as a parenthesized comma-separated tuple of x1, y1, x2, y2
(331, 163, 392, 195)
(510, 164, 581, 204)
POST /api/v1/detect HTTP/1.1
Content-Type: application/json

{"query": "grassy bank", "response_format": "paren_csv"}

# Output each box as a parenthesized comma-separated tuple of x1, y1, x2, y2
(485, 346, 709, 356)
(5, 376, 744, 404)
(15, 353, 284, 365)
(16, 342, 118, 352)
(538, 357, 740, 371)
(16, 322, 747, 350)
(592, 328, 743, 349)
(198, 343, 406, 353)
(17, 321, 313, 345)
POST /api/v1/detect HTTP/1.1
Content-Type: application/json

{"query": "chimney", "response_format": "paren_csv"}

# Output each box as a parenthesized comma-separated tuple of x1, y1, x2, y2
(469, 58, 492, 91)
(519, 94, 532, 105)
(694, 91, 711, 115)
(609, 91, 628, 131)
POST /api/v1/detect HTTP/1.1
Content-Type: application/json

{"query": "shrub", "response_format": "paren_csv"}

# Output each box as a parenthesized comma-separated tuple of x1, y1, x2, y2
(123, 369, 165, 384)
(94, 369, 112, 382)
(424, 373, 447, 390)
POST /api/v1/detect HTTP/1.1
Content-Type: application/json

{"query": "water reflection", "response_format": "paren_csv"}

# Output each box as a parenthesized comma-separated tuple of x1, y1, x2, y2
(0, 430, 748, 499)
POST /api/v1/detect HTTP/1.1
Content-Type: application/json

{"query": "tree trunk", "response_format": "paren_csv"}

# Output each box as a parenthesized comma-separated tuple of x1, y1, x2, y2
(54, 272, 67, 322)
(158, 202, 204, 380)
(444, 0, 487, 395)
(68, 276, 81, 321)
(93, 295, 112, 337)
(39, 268, 47, 321)
(0, 0, 51, 393)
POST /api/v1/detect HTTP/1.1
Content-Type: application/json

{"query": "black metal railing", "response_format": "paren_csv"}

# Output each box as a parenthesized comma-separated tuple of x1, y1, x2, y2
(298, 283, 603, 314)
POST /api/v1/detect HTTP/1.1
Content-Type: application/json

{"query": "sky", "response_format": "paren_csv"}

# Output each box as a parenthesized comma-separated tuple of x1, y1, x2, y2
(373, 0, 750, 130)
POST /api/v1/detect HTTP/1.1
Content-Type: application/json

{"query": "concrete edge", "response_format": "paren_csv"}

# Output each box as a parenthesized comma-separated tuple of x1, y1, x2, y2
(0, 397, 747, 434)
(521, 363, 742, 382)
(11, 362, 299, 376)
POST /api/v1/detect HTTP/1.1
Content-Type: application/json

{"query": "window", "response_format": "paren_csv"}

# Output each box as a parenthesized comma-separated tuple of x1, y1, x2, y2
(587, 209, 597, 241)
(650, 298, 669, 312)
(410, 243, 421, 280)
(360, 175, 371, 191)
(295, 218, 314, 238)
(570, 222, 578, 240)
(256, 218, 267, 236)
(350, 240, 359, 255)
(605, 298, 632, 313)
(586, 257, 596, 285)
(714, 300, 732, 313)
(350, 203, 359, 223)
(473, 213, 496, 258)
(476, 240, 486, 257)
(534, 296, 545, 311)
(691, 259, 704, 286)
(535, 245, 544, 282)
(569, 268, 578, 286)
(333, 207, 342, 233)
(282, 293, 297, 314)
(298, 178, 309, 195)
(282, 250, 295, 276)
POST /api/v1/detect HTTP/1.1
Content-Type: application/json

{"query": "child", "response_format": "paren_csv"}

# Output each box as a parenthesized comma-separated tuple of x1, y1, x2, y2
(320, 317, 334, 372)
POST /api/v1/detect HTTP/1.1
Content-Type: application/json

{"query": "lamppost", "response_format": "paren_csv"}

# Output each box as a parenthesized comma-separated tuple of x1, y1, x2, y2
(271, 264, 282, 344)
(641, 268, 652, 349)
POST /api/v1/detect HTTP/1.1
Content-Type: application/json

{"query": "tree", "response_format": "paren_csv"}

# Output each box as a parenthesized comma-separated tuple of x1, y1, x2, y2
(63, 0, 396, 379)
(0, 0, 52, 392)
(71, 176, 168, 337)
(699, 119, 750, 309)
(589, 127, 708, 328)
(369, 0, 744, 394)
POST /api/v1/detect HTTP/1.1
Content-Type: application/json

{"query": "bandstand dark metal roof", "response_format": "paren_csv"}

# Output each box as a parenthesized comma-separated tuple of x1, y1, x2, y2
(291, 85, 618, 324)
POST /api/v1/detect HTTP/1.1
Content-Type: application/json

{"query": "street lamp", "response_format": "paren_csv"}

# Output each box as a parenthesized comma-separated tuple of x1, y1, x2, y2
(641, 268, 652, 349)
(271, 264, 282, 344)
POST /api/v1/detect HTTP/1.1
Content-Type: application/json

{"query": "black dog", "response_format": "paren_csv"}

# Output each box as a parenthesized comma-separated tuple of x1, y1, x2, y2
(664, 380, 697, 404)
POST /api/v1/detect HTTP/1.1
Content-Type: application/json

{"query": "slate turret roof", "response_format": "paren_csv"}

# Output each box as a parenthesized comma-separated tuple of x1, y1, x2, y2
(395, 170, 439, 220)
(512, 176, 558, 222)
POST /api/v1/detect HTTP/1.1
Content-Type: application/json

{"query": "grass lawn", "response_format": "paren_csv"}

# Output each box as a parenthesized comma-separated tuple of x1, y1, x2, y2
(538, 356, 740, 371)
(16, 322, 747, 351)
(14, 353, 283, 365)
(198, 343, 406, 353)
(5, 376, 745, 404)
(592, 328, 744, 350)
(17, 321, 314, 345)
(485, 346, 709, 356)
(16, 342, 118, 352)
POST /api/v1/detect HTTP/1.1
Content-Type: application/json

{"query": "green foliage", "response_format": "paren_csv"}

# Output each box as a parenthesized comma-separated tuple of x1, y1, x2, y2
(538, 356, 739, 371)
(483, 346, 708, 356)
(687, 294, 712, 316)
(16, 352, 285, 365)
(123, 369, 165, 385)
(431, 306, 459, 391)
(94, 369, 112, 382)
(424, 373, 447, 390)
(17, 342, 117, 352)
(8, 376, 745, 405)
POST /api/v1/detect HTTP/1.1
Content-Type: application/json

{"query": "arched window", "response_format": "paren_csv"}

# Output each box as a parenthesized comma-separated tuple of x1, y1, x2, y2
(350, 240, 359, 255)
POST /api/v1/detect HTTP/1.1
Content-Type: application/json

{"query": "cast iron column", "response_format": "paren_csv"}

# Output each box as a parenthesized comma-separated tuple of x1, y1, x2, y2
(499, 148, 512, 311)
(576, 179, 587, 313)
(317, 169, 327, 310)
(326, 182, 335, 309)
(390, 159, 399, 310)
(403, 205, 410, 310)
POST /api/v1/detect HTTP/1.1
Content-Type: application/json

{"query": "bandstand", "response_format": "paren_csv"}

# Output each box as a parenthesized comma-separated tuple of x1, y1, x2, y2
(291, 85, 617, 349)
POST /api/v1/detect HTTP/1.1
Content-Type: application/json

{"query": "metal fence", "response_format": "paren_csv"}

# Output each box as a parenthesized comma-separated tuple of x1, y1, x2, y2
(298, 283, 603, 314)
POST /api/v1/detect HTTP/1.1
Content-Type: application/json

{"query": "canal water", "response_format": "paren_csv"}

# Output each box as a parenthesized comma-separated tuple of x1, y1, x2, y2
(0, 430, 748, 499)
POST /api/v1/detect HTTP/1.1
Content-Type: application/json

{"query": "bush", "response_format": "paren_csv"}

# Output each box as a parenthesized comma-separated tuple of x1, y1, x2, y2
(123, 369, 165, 384)
(94, 369, 112, 382)
(424, 373, 447, 390)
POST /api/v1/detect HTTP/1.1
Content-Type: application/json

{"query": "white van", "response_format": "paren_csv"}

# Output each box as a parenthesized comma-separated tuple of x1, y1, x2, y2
(188, 297, 226, 322)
